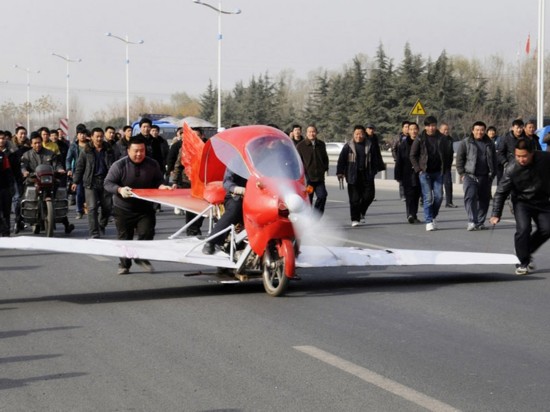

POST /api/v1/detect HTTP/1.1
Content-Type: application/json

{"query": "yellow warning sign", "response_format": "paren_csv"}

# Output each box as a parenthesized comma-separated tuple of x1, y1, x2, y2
(409, 99, 426, 116)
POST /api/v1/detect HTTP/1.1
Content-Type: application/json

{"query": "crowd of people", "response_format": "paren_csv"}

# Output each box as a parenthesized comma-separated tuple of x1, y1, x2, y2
(392, 116, 550, 275)
(1, 117, 549, 276)
(0, 118, 176, 274)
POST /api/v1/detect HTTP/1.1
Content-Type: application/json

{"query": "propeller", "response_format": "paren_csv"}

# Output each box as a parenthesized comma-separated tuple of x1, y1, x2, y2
(279, 186, 344, 247)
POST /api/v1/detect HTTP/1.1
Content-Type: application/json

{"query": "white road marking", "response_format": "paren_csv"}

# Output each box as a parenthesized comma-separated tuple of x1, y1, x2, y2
(294, 345, 461, 412)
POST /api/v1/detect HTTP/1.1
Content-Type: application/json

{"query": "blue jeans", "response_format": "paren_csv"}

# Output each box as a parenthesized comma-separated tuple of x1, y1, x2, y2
(419, 172, 443, 223)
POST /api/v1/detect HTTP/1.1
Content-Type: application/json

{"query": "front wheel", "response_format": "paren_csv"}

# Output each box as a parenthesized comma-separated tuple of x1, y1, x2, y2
(44, 200, 54, 237)
(262, 244, 289, 297)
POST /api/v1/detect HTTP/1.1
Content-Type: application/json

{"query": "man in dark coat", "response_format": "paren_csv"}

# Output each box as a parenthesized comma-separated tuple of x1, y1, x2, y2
(394, 122, 421, 224)
(410, 116, 453, 231)
(296, 125, 329, 216)
(337, 124, 385, 227)
(104, 136, 176, 275)
(490, 139, 550, 275)
(72, 127, 117, 238)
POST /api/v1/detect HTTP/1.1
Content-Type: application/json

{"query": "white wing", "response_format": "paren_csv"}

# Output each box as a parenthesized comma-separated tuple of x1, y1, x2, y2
(296, 245, 519, 267)
(0, 237, 518, 268)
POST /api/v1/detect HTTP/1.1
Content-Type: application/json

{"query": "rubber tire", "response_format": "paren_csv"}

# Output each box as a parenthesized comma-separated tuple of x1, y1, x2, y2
(44, 200, 54, 237)
(262, 248, 289, 297)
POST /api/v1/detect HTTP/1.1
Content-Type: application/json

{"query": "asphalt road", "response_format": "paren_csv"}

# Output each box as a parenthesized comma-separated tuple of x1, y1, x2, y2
(1, 178, 549, 411)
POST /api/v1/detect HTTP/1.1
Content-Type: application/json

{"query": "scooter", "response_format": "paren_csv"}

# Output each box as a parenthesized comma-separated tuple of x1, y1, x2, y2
(20, 164, 69, 237)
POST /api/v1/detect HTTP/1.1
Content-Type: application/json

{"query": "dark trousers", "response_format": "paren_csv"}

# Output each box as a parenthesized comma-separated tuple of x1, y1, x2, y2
(0, 188, 12, 236)
(307, 180, 327, 216)
(209, 195, 243, 246)
(443, 170, 453, 204)
(12, 183, 22, 224)
(513, 200, 550, 266)
(185, 212, 204, 236)
(85, 185, 112, 237)
(76, 182, 85, 214)
(403, 181, 421, 219)
(114, 207, 155, 269)
(463, 174, 491, 225)
(347, 174, 375, 222)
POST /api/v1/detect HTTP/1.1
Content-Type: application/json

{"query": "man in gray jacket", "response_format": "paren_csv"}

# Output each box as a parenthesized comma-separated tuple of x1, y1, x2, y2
(456, 121, 497, 231)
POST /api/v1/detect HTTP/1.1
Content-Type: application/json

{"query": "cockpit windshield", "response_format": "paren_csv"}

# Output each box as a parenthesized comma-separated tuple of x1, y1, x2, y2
(246, 136, 303, 179)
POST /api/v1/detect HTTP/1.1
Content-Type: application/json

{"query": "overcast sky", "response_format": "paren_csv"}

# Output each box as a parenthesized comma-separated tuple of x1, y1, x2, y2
(0, 0, 544, 120)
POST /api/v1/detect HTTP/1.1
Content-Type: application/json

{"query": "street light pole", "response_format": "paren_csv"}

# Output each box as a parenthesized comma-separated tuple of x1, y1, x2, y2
(193, 0, 241, 131)
(52, 52, 82, 129)
(13, 65, 40, 131)
(537, 0, 545, 129)
(106, 32, 144, 125)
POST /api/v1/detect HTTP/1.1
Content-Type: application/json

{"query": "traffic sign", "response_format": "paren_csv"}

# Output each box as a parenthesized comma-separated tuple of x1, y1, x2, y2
(410, 99, 426, 116)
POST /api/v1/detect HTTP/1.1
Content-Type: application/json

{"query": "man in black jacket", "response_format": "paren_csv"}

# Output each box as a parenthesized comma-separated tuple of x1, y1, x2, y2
(410, 116, 453, 231)
(0, 131, 15, 236)
(296, 125, 329, 216)
(337, 125, 385, 227)
(490, 139, 550, 275)
(72, 127, 117, 238)
(104, 136, 176, 274)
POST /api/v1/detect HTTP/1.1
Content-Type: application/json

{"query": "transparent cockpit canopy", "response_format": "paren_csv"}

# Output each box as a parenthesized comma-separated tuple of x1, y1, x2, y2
(210, 134, 303, 180)
(246, 136, 303, 179)
(209, 135, 251, 180)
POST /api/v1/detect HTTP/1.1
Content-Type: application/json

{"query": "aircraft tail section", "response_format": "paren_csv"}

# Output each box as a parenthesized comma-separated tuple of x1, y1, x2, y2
(182, 122, 205, 198)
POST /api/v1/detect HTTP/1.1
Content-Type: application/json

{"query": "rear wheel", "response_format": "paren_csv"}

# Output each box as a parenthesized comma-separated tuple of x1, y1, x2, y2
(262, 244, 289, 297)
(44, 200, 54, 237)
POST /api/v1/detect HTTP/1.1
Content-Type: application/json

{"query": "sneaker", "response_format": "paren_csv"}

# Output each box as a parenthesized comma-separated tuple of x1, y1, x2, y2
(476, 224, 488, 230)
(467, 223, 477, 231)
(528, 257, 536, 271)
(117, 267, 130, 275)
(202, 242, 215, 255)
(426, 222, 435, 231)
(134, 259, 154, 273)
(407, 215, 415, 224)
(446, 203, 458, 208)
(515, 264, 529, 275)
(432, 219, 438, 230)
(75, 212, 83, 219)
(64, 223, 75, 234)
(360, 214, 366, 223)
(351, 221, 360, 227)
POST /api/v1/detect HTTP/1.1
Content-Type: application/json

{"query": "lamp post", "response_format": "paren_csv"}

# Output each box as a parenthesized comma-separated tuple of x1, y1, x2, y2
(105, 32, 144, 125)
(537, 0, 545, 129)
(52, 52, 82, 129)
(13, 65, 40, 131)
(193, 0, 241, 131)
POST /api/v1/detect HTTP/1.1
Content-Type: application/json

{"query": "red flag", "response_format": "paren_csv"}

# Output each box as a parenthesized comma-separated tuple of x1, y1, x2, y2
(526, 34, 531, 54)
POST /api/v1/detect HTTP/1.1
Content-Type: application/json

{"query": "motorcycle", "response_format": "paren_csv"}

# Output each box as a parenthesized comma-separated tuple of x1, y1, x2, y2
(185, 125, 310, 296)
(20, 164, 69, 237)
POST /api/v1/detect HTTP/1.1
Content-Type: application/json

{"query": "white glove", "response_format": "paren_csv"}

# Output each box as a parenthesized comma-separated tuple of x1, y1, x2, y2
(232, 186, 245, 196)
(120, 186, 133, 198)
